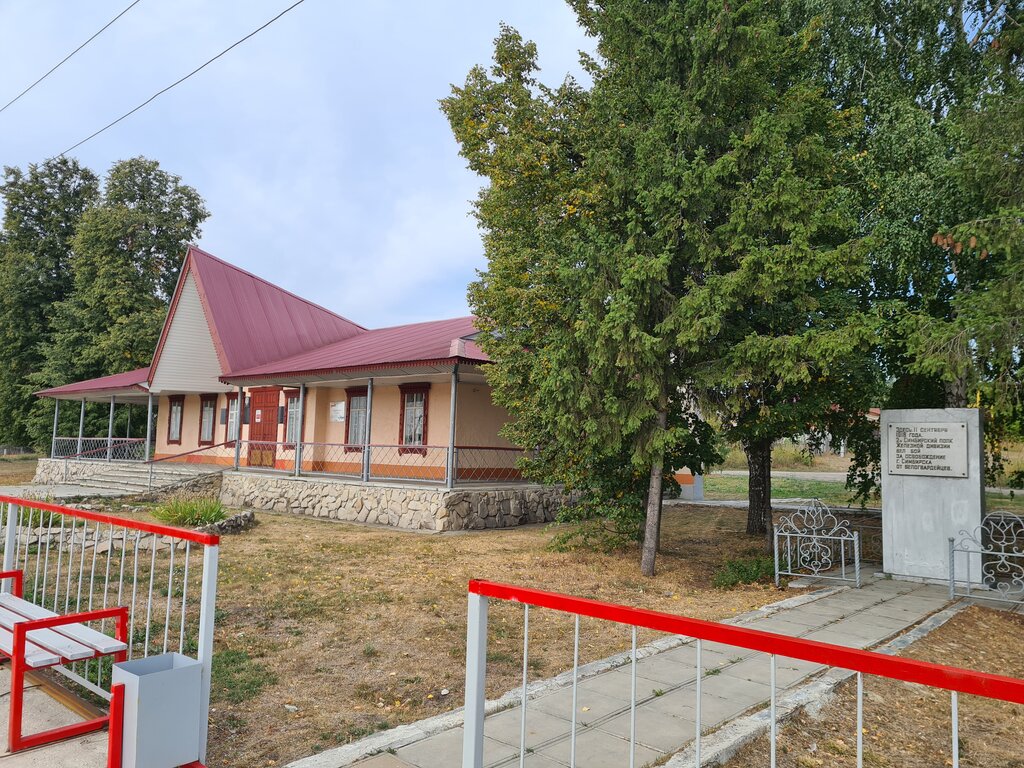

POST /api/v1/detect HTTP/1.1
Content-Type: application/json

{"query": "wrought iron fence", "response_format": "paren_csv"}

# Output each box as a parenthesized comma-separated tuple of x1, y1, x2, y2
(774, 499, 861, 587)
(462, 580, 1024, 768)
(455, 446, 526, 483)
(949, 512, 1024, 604)
(0, 496, 219, 761)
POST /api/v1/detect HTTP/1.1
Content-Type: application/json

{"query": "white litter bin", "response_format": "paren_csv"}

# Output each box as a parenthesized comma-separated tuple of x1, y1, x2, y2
(112, 653, 202, 768)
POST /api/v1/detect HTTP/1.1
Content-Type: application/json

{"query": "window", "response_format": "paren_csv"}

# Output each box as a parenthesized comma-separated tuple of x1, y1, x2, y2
(345, 387, 368, 449)
(283, 390, 302, 446)
(167, 395, 185, 445)
(399, 383, 430, 454)
(225, 393, 240, 445)
(199, 394, 217, 446)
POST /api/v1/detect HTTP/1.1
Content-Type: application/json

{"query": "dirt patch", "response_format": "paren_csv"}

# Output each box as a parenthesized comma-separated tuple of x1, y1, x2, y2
(195, 504, 782, 768)
(725, 605, 1024, 768)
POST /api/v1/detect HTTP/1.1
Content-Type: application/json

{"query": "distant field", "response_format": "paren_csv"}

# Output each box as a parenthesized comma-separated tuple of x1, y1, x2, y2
(0, 455, 38, 485)
(704, 473, 1024, 512)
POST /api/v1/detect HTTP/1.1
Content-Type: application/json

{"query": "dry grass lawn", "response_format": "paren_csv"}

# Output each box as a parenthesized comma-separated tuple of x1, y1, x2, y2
(202, 503, 782, 768)
(0, 455, 40, 485)
(726, 606, 1024, 768)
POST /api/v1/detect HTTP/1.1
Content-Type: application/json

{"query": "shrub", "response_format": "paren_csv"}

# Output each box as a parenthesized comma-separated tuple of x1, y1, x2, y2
(1007, 468, 1024, 490)
(712, 555, 775, 589)
(153, 497, 226, 527)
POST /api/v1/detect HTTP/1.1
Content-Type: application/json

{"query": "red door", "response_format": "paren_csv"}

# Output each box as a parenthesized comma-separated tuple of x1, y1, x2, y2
(247, 389, 280, 468)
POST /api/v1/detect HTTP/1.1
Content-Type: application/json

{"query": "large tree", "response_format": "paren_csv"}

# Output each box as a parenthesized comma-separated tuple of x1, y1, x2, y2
(27, 157, 208, 446)
(444, 0, 874, 570)
(0, 158, 100, 446)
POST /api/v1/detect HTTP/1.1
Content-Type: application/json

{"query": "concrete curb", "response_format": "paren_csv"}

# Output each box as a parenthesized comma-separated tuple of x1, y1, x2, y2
(662, 601, 970, 767)
(284, 586, 848, 768)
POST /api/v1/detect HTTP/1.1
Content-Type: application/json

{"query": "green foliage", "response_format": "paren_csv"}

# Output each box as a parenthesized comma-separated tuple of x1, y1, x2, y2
(24, 157, 208, 448)
(153, 498, 225, 527)
(1007, 470, 1024, 490)
(713, 555, 776, 589)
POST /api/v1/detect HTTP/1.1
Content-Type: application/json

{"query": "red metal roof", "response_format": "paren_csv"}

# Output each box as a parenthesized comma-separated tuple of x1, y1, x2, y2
(223, 316, 488, 380)
(35, 367, 150, 398)
(149, 246, 366, 381)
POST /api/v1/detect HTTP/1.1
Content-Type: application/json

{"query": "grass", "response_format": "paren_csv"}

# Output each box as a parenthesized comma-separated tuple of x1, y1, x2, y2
(724, 606, 1024, 767)
(152, 497, 226, 527)
(0, 455, 40, 485)
(704, 474, 1024, 512)
(189, 504, 781, 768)
(715, 442, 852, 472)
(713, 555, 776, 589)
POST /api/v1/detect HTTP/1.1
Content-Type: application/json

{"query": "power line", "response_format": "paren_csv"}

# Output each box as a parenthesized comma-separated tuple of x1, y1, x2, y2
(0, 0, 144, 117)
(58, 0, 308, 157)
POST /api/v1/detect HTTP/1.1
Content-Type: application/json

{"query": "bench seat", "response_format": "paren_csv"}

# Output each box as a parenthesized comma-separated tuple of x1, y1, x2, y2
(0, 593, 128, 657)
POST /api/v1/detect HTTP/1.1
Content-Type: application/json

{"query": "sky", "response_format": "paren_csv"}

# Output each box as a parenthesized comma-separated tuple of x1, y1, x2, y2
(0, 0, 593, 328)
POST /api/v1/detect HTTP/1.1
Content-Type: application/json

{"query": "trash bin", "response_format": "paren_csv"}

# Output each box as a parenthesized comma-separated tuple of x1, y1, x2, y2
(112, 653, 203, 768)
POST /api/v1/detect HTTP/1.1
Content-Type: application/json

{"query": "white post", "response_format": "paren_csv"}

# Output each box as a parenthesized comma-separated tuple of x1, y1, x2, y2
(362, 378, 374, 482)
(3, 502, 18, 577)
(233, 386, 243, 470)
(77, 399, 86, 455)
(294, 384, 306, 477)
(51, 400, 60, 458)
(144, 392, 153, 463)
(462, 591, 488, 768)
(447, 366, 459, 489)
(107, 395, 115, 461)
(197, 543, 219, 763)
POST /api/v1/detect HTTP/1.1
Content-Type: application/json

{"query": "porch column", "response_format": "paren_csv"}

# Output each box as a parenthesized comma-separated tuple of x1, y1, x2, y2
(107, 395, 115, 461)
(447, 366, 459, 488)
(51, 400, 60, 458)
(77, 399, 85, 455)
(362, 378, 374, 482)
(233, 386, 243, 470)
(293, 384, 306, 477)
(144, 392, 153, 462)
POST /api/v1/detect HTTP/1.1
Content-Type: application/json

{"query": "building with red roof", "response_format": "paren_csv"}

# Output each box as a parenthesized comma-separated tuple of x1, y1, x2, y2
(37, 246, 528, 497)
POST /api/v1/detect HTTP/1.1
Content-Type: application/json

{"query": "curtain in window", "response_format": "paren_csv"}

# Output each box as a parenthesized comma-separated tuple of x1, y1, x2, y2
(402, 392, 425, 445)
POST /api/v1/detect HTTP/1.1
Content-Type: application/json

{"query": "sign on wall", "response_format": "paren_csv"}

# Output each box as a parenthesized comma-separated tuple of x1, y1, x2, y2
(329, 401, 346, 422)
(887, 421, 968, 478)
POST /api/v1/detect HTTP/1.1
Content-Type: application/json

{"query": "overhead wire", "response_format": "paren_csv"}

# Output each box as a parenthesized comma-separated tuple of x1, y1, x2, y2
(0, 0, 145, 116)
(58, 0, 308, 157)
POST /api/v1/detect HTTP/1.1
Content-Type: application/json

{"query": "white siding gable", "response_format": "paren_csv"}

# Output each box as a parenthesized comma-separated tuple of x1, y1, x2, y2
(149, 274, 231, 394)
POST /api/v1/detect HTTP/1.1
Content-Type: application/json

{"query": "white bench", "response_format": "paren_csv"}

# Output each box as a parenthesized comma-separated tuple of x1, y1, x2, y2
(0, 569, 128, 753)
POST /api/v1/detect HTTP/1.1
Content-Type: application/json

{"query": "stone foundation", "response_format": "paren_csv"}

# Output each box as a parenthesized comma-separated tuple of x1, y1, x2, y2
(218, 471, 565, 532)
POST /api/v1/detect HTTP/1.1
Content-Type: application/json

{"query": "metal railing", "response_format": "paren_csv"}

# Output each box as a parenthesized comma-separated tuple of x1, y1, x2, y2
(774, 499, 861, 587)
(950, 511, 1024, 604)
(455, 446, 526, 483)
(367, 444, 449, 482)
(462, 580, 1024, 768)
(298, 442, 364, 479)
(146, 440, 234, 490)
(0, 495, 219, 762)
(54, 437, 146, 462)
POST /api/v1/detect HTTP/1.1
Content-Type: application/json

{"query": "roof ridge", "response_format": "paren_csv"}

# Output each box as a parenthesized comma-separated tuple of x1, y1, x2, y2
(187, 245, 368, 331)
(364, 315, 477, 333)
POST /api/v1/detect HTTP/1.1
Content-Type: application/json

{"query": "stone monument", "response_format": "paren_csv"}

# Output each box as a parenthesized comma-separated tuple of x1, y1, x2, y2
(880, 408, 984, 582)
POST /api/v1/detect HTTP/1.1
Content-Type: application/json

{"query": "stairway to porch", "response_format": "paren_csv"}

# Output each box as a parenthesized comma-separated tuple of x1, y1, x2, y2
(37, 460, 219, 494)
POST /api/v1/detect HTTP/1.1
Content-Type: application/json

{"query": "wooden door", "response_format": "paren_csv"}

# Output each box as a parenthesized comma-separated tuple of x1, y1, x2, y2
(247, 389, 280, 468)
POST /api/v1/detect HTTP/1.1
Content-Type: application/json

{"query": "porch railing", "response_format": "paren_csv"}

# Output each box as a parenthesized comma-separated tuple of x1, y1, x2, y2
(463, 580, 1024, 768)
(0, 495, 219, 762)
(53, 437, 146, 462)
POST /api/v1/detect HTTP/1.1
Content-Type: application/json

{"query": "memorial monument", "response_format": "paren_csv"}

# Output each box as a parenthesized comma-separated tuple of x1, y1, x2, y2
(880, 408, 984, 582)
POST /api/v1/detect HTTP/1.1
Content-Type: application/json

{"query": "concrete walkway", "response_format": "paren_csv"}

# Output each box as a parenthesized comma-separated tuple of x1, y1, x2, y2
(340, 579, 951, 768)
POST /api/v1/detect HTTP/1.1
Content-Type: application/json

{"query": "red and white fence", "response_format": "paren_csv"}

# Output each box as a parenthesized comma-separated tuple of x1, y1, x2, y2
(0, 496, 219, 762)
(463, 580, 1024, 768)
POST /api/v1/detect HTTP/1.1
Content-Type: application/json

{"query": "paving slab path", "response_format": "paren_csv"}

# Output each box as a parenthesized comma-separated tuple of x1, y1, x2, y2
(338, 578, 952, 768)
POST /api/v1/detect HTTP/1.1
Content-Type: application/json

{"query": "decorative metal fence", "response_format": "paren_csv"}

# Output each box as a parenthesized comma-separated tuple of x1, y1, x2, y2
(774, 499, 861, 587)
(0, 496, 219, 762)
(949, 512, 1024, 604)
(462, 580, 1024, 768)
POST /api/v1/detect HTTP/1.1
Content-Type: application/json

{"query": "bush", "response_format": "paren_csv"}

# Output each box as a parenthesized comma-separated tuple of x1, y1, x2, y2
(1007, 468, 1024, 490)
(153, 498, 226, 527)
(712, 555, 775, 589)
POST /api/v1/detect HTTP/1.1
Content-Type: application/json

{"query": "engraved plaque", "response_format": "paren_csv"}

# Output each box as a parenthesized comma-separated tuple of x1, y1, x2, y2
(887, 421, 968, 478)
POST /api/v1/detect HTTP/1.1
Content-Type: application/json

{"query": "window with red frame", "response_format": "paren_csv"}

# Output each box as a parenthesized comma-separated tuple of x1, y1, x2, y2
(399, 383, 429, 454)
(167, 395, 185, 445)
(198, 394, 218, 446)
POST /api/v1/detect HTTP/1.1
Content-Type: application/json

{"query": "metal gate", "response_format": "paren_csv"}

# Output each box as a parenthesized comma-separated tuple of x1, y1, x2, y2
(774, 499, 861, 587)
(949, 512, 1024, 604)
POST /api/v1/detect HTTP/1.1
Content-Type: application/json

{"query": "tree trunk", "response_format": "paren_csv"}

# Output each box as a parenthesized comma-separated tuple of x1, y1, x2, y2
(640, 408, 668, 577)
(944, 375, 969, 408)
(744, 438, 773, 537)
